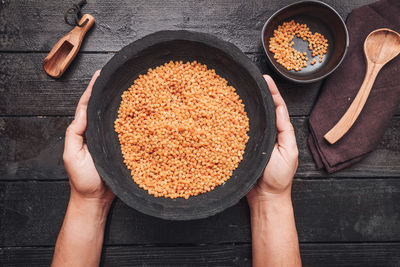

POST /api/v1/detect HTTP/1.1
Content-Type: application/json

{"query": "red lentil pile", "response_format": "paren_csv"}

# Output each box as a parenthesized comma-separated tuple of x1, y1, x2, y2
(114, 61, 249, 199)
(269, 20, 328, 71)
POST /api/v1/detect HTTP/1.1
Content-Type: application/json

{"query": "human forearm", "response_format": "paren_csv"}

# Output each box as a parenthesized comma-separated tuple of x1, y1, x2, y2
(52, 193, 111, 267)
(249, 192, 301, 267)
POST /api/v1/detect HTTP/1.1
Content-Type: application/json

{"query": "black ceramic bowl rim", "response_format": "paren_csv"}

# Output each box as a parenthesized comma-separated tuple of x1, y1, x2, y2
(86, 30, 276, 220)
(261, 0, 349, 83)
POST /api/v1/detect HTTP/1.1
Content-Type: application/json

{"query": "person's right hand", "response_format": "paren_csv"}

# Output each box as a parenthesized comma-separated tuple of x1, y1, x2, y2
(63, 70, 115, 206)
(247, 75, 298, 204)
(53, 71, 115, 267)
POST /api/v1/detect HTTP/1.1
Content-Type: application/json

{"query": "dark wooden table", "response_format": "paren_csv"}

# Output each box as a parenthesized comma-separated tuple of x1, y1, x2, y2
(1, 0, 399, 266)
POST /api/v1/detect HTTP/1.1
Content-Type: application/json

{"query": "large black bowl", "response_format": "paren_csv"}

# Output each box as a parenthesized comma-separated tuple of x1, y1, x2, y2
(87, 30, 276, 220)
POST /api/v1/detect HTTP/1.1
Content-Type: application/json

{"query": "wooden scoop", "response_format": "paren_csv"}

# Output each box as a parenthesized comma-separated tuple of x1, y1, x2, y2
(42, 14, 95, 78)
(324, 28, 400, 144)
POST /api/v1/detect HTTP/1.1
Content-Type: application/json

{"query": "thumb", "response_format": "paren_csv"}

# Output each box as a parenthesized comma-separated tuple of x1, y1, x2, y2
(65, 107, 87, 153)
(64, 71, 99, 155)
(276, 105, 297, 152)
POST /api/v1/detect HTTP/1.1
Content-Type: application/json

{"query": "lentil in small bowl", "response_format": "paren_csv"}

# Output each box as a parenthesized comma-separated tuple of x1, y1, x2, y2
(261, 0, 349, 83)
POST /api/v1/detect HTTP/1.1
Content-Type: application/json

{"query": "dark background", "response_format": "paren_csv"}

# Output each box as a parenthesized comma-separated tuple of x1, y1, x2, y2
(1, 0, 399, 266)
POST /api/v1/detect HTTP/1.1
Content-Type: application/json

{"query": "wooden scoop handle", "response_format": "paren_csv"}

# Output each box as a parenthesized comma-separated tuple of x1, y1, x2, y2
(324, 63, 382, 144)
(43, 14, 95, 78)
(67, 14, 95, 46)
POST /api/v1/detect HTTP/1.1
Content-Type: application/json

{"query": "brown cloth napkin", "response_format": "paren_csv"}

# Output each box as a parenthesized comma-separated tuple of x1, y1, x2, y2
(308, 0, 400, 173)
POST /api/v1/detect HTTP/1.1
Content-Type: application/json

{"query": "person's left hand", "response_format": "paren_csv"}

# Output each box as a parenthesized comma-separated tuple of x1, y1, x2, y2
(63, 70, 115, 205)
(247, 75, 298, 205)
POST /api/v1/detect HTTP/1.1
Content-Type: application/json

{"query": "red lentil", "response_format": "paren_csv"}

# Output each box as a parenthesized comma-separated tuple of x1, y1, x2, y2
(269, 20, 328, 71)
(114, 61, 250, 199)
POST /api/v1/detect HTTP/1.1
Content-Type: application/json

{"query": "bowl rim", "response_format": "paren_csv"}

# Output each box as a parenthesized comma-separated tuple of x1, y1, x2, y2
(261, 0, 349, 84)
(86, 30, 277, 220)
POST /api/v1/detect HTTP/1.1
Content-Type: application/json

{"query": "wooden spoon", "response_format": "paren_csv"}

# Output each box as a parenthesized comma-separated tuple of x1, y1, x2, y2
(324, 28, 400, 144)
(42, 14, 95, 78)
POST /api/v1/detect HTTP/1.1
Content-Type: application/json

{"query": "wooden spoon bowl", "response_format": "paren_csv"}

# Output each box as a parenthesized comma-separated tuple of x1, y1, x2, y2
(365, 29, 400, 64)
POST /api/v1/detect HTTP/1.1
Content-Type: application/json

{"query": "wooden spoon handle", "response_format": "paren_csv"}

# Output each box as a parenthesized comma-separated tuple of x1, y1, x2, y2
(324, 63, 381, 144)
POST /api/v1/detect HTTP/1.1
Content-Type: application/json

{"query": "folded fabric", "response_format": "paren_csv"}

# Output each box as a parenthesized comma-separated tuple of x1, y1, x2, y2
(308, 0, 400, 173)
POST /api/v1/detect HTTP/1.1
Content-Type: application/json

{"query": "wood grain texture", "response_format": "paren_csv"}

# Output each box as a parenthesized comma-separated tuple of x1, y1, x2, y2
(0, 52, 398, 116)
(1, 179, 399, 246)
(1, 0, 398, 264)
(0, 117, 69, 181)
(1, 243, 400, 267)
(0, 53, 110, 116)
(1, 52, 398, 117)
(0, 53, 325, 116)
(1, 116, 399, 181)
(0, 0, 376, 53)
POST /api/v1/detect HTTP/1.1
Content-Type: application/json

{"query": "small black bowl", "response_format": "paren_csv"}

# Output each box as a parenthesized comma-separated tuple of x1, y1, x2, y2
(261, 0, 349, 83)
(87, 30, 276, 220)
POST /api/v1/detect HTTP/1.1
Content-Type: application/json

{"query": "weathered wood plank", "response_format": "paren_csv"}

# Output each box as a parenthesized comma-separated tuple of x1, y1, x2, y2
(0, 53, 324, 116)
(1, 116, 399, 181)
(1, 52, 398, 116)
(0, 53, 112, 116)
(1, 179, 399, 246)
(300, 243, 400, 267)
(294, 116, 400, 177)
(1, 243, 400, 267)
(0, 0, 376, 53)
(0, 117, 69, 181)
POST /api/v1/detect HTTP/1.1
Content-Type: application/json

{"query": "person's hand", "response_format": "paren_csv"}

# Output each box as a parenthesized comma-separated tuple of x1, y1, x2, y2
(63, 70, 115, 206)
(53, 71, 115, 267)
(247, 75, 298, 204)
